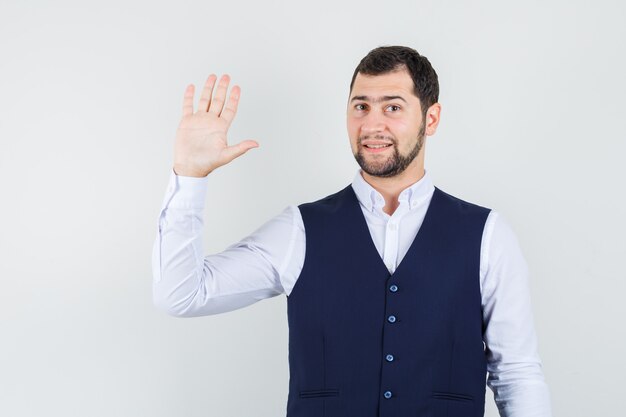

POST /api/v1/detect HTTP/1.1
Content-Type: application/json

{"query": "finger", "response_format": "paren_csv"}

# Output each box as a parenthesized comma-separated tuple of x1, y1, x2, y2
(208, 74, 230, 116)
(182, 84, 195, 116)
(219, 140, 259, 165)
(197, 74, 218, 113)
(220, 85, 241, 127)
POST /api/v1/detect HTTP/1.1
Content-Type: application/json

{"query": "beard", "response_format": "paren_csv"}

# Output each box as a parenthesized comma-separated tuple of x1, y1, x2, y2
(354, 120, 426, 178)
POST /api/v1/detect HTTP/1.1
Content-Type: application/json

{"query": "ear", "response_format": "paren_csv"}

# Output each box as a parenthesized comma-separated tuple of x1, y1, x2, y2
(424, 103, 442, 136)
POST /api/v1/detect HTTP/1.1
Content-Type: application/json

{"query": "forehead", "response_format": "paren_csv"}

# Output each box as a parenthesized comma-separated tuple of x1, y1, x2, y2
(351, 69, 417, 101)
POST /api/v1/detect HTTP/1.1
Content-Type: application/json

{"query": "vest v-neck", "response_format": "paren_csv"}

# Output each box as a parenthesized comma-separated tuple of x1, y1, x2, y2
(344, 185, 442, 278)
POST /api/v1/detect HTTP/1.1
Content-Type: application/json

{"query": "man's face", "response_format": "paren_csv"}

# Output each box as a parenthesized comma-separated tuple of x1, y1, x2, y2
(347, 68, 426, 178)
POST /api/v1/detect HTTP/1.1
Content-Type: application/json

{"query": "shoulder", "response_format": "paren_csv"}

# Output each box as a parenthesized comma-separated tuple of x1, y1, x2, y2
(434, 187, 492, 218)
(483, 210, 524, 257)
(297, 184, 354, 214)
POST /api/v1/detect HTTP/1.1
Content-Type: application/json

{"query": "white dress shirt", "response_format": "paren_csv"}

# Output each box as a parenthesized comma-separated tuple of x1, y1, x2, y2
(152, 168, 552, 417)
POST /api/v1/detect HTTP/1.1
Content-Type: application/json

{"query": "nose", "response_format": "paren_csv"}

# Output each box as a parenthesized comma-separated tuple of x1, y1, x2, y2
(360, 111, 385, 135)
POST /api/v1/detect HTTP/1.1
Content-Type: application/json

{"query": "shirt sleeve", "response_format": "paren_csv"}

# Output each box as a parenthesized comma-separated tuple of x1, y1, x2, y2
(151, 169, 305, 317)
(480, 211, 552, 417)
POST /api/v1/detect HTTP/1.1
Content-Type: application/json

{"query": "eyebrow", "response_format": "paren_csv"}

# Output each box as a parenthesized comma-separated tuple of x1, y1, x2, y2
(350, 95, 407, 103)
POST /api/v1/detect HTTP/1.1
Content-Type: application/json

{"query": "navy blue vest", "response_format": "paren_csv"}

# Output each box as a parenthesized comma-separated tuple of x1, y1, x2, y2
(286, 184, 491, 417)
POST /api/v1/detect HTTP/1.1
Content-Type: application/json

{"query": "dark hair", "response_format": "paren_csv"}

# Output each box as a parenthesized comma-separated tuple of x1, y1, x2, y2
(349, 46, 439, 116)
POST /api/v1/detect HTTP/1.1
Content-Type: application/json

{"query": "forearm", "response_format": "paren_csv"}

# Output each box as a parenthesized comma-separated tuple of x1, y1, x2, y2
(153, 206, 218, 317)
(487, 349, 552, 416)
(152, 170, 288, 317)
(152, 171, 220, 316)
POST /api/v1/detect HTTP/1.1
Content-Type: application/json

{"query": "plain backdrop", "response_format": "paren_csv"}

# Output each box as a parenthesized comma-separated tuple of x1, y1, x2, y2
(1, 0, 624, 416)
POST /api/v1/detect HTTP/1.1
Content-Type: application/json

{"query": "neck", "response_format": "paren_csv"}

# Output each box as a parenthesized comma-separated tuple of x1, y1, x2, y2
(361, 161, 425, 216)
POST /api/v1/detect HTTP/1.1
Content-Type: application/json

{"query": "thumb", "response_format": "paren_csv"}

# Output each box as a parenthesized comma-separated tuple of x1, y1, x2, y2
(220, 140, 259, 165)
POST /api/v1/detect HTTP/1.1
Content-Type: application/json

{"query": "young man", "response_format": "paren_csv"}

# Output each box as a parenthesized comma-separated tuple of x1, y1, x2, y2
(153, 46, 552, 417)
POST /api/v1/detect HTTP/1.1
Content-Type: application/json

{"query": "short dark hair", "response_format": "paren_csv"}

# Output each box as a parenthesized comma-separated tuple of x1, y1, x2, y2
(349, 46, 439, 116)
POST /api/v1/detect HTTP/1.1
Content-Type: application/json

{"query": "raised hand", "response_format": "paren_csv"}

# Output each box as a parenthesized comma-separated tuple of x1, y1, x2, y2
(172, 74, 259, 177)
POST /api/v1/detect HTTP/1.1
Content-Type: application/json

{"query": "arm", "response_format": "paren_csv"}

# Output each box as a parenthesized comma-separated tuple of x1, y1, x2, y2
(151, 171, 304, 316)
(480, 211, 552, 417)
(151, 74, 305, 316)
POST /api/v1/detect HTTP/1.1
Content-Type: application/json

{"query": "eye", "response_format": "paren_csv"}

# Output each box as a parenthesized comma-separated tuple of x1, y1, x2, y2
(386, 105, 401, 112)
(354, 103, 367, 111)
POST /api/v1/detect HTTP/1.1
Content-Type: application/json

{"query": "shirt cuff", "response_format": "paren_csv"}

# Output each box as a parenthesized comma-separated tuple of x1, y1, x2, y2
(163, 168, 209, 209)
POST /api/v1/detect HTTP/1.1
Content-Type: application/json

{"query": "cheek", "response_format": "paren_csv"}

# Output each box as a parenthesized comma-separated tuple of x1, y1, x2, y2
(346, 120, 359, 140)
(391, 120, 416, 140)
(388, 119, 409, 131)
(346, 117, 358, 132)
(348, 135, 359, 153)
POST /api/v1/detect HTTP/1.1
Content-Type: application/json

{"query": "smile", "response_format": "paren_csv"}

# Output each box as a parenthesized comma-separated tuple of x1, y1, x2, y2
(364, 144, 392, 149)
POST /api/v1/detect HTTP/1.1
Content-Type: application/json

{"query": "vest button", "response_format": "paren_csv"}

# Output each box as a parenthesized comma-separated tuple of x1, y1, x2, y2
(385, 354, 394, 362)
(387, 315, 396, 323)
(383, 390, 393, 399)
(389, 284, 398, 292)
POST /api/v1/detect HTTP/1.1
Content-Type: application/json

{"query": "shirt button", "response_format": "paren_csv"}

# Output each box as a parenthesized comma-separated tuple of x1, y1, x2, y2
(387, 315, 396, 323)
(385, 354, 394, 362)
(383, 390, 393, 399)
(388, 223, 397, 231)
(389, 284, 398, 293)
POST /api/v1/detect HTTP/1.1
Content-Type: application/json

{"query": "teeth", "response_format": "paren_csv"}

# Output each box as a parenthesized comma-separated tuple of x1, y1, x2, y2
(366, 144, 390, 149)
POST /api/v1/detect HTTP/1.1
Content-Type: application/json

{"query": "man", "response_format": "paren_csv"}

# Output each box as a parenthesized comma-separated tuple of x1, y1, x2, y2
(152, 46, 552, 416)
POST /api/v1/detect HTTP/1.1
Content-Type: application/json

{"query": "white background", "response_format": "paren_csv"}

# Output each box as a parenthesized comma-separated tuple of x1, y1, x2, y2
(1, 0, 624, 416)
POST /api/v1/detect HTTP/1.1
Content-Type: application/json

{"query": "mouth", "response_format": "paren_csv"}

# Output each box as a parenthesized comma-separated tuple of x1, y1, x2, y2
(364, 143, 392, 148)
(362, 143, 393, 153)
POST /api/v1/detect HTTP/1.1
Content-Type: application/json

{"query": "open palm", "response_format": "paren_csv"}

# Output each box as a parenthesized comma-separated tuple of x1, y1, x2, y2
(173, 74, 258, 177)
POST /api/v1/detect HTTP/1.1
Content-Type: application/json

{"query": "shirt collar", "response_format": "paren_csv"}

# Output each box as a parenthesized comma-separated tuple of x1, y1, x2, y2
(351, 169, 435, 213)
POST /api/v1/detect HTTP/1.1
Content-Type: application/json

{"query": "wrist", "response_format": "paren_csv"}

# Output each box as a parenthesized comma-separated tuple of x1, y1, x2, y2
(172, 164, 211, 178)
